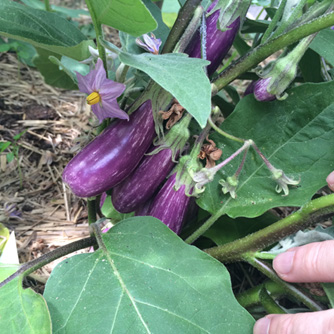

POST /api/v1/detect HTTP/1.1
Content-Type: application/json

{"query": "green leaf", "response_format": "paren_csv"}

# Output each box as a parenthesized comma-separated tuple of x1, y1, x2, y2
(34, 49, 78, 90)
(101, 194, 134, 221)
(90, 0, 157, 37)
(0, 224, 10, 254)
(310, 28, 334, 66)
(13, 130, 27, 141)
(0, 142, 11, 153)
(198, 81, 334, 218)
(0, 265, 51, 334)
(21, 0, 89, 18)
(102, 41, 211, 128)
(6, 152, 14, 163)
(44, 217, 254, 333)
(0, 38, 36, 66)
(322, 283, 334, 308)
(299, 48, 323, 83)
(204, 212, 278, 246)
(0, 0, 94, 60)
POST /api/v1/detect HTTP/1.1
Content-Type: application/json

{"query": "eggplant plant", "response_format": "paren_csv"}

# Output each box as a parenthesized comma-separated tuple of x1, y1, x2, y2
(1, 0, 334, 333)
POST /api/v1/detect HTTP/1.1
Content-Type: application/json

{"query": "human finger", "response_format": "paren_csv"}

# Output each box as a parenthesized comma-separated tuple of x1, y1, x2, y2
(327, 171, 334, 191)
(253, 309, 334, 334)
(273, 240, 334, 282)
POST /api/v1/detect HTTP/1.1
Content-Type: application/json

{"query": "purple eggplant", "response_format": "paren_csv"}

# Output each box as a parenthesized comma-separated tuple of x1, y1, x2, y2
(135, 198, 153, 216)
(185, 5, 240, 76)
(148, 173, 192, 234)
(112, 112, 192, 213)
(243, 81, 256, 97)
(253, 78, 276, 102)
(112, 147, 175, 213)
(63, 100, 155, 197)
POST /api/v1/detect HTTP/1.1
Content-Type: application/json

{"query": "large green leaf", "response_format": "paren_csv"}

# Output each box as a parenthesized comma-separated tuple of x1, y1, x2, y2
(20, 0, 89, 18)
(44, 217, 254, 333)
(310, 28, 334, 66)
(0, 265, 51, 334)
(198, 81, 334, 218)
(204, 212, 278, 246)
(90, 0, 157, 37)
(102, 41, 211, 128)
(0, 0, 94, 60)
(34, 49, 78, 90)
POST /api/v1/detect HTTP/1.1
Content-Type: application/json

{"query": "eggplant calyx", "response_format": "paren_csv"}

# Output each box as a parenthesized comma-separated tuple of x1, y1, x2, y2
(150, 112, 192, 162)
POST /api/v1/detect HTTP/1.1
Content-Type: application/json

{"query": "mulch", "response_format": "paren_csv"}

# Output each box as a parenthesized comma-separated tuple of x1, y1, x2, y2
(0, 52, 95, 278)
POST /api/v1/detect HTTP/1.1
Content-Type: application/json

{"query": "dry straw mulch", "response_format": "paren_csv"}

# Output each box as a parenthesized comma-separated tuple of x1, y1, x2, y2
(0, 53, 94, 276)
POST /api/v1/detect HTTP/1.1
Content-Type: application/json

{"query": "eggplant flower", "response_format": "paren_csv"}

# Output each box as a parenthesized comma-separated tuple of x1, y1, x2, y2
(271, 168, 300, 196)
(219, 175, 238, 199)
(136, 33, 161, 54)
(76, 58, 129, 123)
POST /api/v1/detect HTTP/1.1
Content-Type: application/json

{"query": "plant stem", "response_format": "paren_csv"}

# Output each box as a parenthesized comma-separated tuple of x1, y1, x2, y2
(246, 257, 323, 311)
(0, 237, 97, 288)
(174, 6, 203, 53)
(204, 194, 334, 262)
(185, 142, 252, 244)
(261, 0, 287, 43)
(212, 10, 334, 93)
(259, 287, 287, 314)
(208, 116, 245, 143)
(84, 0, 107, 71)
(237, 280, 287, 309)
(87, 198, 97, 225)
(161, 0, 202, 54)
(44, 0, 51, 12)
(271, 0, 308, 39)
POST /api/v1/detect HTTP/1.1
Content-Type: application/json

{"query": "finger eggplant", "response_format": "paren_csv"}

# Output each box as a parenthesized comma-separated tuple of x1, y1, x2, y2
(185, 5, 240, 76)
(111, 113, 192, 213)
(148, 173, 191, 234)
(63, 100, 155, 197)
(112, 147, 175, 213)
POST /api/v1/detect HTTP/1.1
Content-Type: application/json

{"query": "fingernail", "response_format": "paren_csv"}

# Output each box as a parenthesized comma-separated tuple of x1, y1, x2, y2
(326, 171, 334, 191)
(273, 251, 295, 275)
(253, 317, 271, 334)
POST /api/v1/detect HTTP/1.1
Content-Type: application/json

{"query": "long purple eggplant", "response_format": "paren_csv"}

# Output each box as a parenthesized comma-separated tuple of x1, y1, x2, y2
(111, 113, 192, 213)
(112, 147, 175, 213)
(185, 4, 240, 76)
(148, 173, 192, 234)
(63, 100, 155, 197)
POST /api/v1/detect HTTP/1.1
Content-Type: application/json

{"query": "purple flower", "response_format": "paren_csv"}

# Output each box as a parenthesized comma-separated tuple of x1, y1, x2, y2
(76, 58, 129, 123)
(136, 33, 161, 55)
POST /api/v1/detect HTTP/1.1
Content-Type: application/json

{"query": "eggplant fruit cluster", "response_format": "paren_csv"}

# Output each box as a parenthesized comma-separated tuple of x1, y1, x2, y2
(63, 5, 240, 233)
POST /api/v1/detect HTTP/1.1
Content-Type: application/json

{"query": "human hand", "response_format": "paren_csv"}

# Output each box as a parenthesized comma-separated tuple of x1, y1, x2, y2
(327, 171, 334, 191)
(253, 172, 334, 334)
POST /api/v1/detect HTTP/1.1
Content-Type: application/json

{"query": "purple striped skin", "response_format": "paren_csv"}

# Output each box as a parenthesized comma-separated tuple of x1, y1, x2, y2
(135, 199, 153, 216)
(63, 100, 155, 198)
(185, 12, 240, 76)
(112, 146, 176, 213)
(243, 81, 256, 97)
(148, 173, 191, 234)
(254, 78, 276, 102)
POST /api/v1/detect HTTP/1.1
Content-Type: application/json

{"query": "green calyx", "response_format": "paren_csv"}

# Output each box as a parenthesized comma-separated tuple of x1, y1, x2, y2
(209, 0, 250, 31)
(219, 175, 239, 199)
(173, 152, 203, 196)
(150, 112, 192, 162)
(259, 34, 317, 100)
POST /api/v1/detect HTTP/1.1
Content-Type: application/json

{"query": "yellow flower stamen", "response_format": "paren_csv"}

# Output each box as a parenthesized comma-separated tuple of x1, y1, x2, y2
(86, 91, 101, 105)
